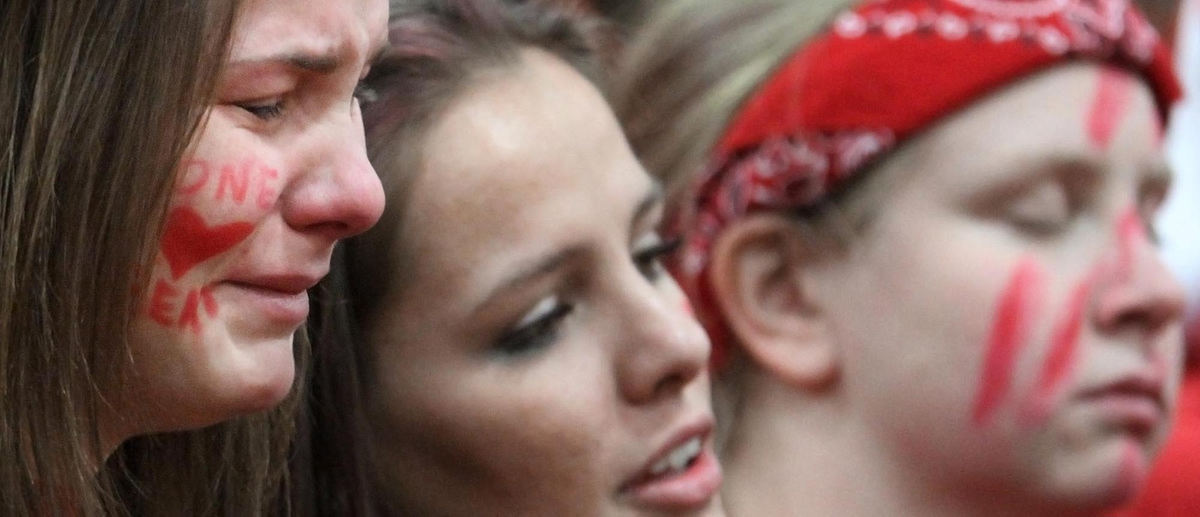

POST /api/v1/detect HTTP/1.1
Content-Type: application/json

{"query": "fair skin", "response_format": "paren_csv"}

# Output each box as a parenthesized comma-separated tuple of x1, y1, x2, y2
(364, 49, 724, 516)
(712, 63, 1185, 517)
(106, 0, 388, 456)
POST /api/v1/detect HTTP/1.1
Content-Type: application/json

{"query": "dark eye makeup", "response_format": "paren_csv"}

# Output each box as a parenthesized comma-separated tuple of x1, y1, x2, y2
(634, 236, 682, 281)
(492, 296, 574, 357)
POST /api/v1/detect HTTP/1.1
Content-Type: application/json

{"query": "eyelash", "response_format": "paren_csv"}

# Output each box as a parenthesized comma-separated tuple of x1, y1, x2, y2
(634, 236, 682, 281)
(237, 99, 284, 121)
(493, 298, 574, 357)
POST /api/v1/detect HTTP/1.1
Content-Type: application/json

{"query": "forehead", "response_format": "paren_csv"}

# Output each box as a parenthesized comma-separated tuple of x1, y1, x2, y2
(230, 0, 387, 61)
(396, 50, 651, 293)
(891, 63, 1164, 195)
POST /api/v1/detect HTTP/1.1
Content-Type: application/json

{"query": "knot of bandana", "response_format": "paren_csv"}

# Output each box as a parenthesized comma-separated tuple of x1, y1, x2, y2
(668, 0, 1182, 370)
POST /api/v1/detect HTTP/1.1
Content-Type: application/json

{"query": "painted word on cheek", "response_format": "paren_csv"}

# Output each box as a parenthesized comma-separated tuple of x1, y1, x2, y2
(1086, 66, 1134, 150)
(147, 206, 254, 333)
(972, 258, 1047, 426)
(178, 158, 281, 209)
(148, 280, 219, 334)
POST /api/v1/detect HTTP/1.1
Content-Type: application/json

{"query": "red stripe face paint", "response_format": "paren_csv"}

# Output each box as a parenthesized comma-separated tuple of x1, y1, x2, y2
(973, 258, 1046, 426)
(680, 297, 694, 317)
(1086, 67, 1135, 150)
(1112, 442, 1147, 502)
(1021, 277, 1093, 424)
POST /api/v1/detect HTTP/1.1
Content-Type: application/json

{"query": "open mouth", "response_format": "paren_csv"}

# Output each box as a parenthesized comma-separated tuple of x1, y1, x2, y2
(622, 427, 722, 511)
(647, 436, 703, 479)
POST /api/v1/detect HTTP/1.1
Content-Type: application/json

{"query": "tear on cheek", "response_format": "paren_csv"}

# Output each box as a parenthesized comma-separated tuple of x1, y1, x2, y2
(972, 258, 1046, 427)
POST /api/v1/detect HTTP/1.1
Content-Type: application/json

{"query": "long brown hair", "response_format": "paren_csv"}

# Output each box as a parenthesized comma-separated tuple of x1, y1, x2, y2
(2, 0, 298, 514)
(294, 1, 615, 514)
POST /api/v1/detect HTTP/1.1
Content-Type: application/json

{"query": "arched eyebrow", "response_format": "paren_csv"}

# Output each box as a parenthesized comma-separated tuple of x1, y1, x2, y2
(630, 184, 664, 235)
(471, 186, 662, 315)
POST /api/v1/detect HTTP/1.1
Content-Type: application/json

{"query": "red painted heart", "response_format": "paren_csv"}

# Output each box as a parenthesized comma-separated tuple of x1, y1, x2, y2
(160, 206, 255, 279)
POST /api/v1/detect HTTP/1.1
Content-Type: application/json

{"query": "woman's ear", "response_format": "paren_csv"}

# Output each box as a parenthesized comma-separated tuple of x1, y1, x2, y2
(707, 213, 838, 390)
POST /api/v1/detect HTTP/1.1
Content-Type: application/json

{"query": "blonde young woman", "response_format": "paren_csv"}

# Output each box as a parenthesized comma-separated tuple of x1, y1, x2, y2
(1, 0, 385, 513)
(617, 0, 1187, 515)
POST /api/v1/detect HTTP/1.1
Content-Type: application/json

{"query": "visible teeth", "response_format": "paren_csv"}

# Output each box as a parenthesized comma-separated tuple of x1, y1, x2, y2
(648, 437, 702, 477)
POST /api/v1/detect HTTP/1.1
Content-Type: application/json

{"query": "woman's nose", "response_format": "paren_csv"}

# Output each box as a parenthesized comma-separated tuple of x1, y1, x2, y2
(279, 111, 385, 241)
(615, 276, 712, 405)
(1093, 209, 1186, 337)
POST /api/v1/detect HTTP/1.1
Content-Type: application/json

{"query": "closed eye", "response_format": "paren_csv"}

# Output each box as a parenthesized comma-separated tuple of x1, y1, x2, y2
(236, 99, 284, 120)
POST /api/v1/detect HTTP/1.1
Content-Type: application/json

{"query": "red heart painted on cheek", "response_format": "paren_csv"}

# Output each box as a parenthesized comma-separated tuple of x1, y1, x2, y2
(160, 206, 255, 279)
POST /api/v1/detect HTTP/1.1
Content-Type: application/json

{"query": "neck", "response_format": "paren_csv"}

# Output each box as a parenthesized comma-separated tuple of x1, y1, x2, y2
(718, 371, 1097, 517)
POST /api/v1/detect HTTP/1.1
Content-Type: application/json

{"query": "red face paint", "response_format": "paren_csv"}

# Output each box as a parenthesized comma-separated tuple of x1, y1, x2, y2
(160, 206, 255, 279)
(1112, 442, 1147, 501)
(147, 282, 219, 332)
(1151, 114, 1165, 149)
(178, 159, 212, 195)
(1021, 277, 1093, 423)
(1086, 67, 1135, 150)
(217, 162, 252, 204)
(148, 280, 180, 327)
(178, 290, 204, 334)
(973, 258, 1046, 426)
(174, 158, 281, 209)
(200, 286, 219, 317)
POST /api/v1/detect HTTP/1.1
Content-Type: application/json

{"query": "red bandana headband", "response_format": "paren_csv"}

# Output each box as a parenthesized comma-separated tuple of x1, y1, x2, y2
(668, 0, 1182, 370)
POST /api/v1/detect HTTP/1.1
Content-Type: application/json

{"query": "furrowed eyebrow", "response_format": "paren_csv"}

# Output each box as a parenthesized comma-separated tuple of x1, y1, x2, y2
(227, 51, 341, 74)
(629, 185, 663, 235)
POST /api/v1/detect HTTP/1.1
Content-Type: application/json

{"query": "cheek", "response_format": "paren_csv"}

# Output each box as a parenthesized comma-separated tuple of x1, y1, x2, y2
(380, 363, 608, 497)
(972, 257, 1048, 426)
(970, 255, 1099, 429)
(140, 155, 284, 332)
(174, 157, 282, 213)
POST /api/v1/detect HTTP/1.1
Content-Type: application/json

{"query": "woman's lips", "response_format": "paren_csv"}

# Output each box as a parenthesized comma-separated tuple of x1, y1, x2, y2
(1077, 372, 1166, 436)
(621, 419, 723, 511)
(220, 274, 319, 326)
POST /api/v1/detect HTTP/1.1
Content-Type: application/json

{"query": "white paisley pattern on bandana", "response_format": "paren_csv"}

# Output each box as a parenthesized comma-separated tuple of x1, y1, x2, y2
(666, 0, 1181, 369)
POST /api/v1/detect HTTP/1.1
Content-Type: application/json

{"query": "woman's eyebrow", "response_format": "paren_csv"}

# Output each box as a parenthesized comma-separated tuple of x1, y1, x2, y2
(227, 50, 341, 74)
(472, 245, 587, 315)
(630, 184, 664, 233)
